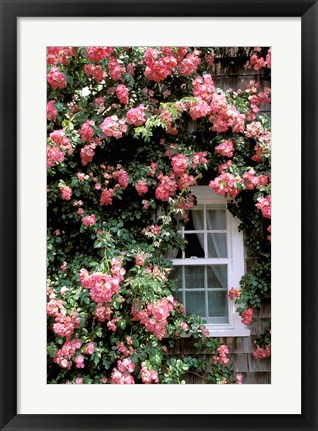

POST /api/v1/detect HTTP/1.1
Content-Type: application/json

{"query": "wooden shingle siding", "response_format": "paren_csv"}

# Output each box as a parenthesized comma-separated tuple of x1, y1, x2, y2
(169, 305, 271, 384)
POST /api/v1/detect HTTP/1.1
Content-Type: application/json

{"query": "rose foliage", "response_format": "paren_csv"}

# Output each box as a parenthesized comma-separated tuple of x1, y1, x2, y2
(47, 46, 271, 384)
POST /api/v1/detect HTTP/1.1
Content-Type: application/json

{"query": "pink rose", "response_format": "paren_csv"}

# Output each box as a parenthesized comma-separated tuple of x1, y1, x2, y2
(82, 214, 96, 226)
(60, 185, 72, 201)
(126, 106, 146, 126)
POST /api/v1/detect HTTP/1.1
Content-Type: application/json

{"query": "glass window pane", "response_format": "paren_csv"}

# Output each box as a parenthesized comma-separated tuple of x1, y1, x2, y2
(207, 265, 227, 289)
(176, 290, 183, 304)
(176, 248, 183, 258)
(171, 266, 183, 289)
(184, 233, 204, 258)
(184, 211, 195, 231)
(185, 291, 206, 317)
(208, 291, 228, 321)
(206, 209, 226, 230)
(207, 233, 227, 257)
(186, 209, 203, 231)
(184, 266, 205, 289)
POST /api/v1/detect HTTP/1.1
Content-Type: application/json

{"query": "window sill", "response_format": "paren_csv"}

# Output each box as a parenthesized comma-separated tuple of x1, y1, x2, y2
(176, 327, 251, 338)
(207, 327, 251, 337)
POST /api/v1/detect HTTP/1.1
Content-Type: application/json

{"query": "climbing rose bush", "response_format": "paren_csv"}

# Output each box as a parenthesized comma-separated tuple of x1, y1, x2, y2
(47, 46, 271, 384)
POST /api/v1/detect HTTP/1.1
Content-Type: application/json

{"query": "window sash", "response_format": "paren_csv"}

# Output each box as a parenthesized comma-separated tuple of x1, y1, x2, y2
(172, 263, 230, 323)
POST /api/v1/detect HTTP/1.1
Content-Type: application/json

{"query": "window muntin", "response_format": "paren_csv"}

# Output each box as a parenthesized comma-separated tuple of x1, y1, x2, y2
(172, 204, 230, 324)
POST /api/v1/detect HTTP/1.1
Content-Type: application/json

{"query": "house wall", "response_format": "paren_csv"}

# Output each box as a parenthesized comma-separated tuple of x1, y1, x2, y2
(170, 55, 271, 384)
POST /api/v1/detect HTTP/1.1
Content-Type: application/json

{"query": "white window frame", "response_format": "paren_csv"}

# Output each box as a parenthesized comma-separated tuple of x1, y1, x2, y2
(172, 186, 250, 337)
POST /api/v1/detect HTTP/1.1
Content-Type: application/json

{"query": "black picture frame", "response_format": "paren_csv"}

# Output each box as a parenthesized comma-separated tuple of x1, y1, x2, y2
(0, 1, 317, 430)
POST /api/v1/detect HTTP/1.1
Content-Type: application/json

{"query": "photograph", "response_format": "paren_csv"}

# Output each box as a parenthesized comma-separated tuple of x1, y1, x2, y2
(46, 46, 271, 385)
(1, 0, 317, 429)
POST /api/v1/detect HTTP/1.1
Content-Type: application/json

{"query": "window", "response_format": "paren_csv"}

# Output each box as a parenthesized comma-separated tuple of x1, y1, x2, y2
(171, 186, 250, 337)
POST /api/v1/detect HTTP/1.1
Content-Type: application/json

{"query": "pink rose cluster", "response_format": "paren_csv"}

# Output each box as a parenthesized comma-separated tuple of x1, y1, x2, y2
(213, 344, 230, 366)
(47, 47, 75, 65)
(228, 288, 241, 300)
(83, 342, 96, 355)
(142, 225, 161, 238)
(155, 173, 178, 201)
(176, 192, 196, 212)
(236, 373, 243, 384)
(132, 296, 176, 340)
(112, 169, 130, 189)
(47, 100, 58, 122)
(159, 110, 178, 135)
(49, 129, 72, 152)
(107, 317, 121, 332)
(147, 162, 158, 177)
(145, 264, 170, 283)
(95, 303, 112, 322)
(241, 307, 254, 325)
(179, 320, 189, 332)
(47, 130, 73, 168)
(209, 172, 242, 198)
(75, 354, 85, 369)
(79, 135, 102, 167)
(174, 74, 245, 133)
(177, 173, 195, 191)
(83, 64, 106, 82)
(193, 73, 215, 103)
(209, 93, 246, 134)
(95, 96, 105, 110)
(100, 188, 115, 206)
(144, 47, 178, 82)
(108, 56, 126, 80)
(126, 105, 146, 126)
(253, 344, 271, 359)
(79, 120, 95, 143)
(54, 338, 82, 370)
(242, 169, 269, 191)
(82, 214, 96, 226)
(140, 362, 159, 384)
(86, 46, 114, 62)
(47, 66, 67, 89)
(59, 185, 72, 201)
(251, 131, 271, 163)
(215, 140, 234, 158)
(79, 258, 125, 304)
(118, 358, 135, 373)
(177, 50, 201, 77)
(135, 253, 146, 266)
(116, 340, 135, 357)
(52, 309, 80, 339)
(245, 81, 271, 119)
(188, 99, 211, 121)
(245, 121, 264, 140)
(245, 48, 271, 71)
(116, 84, 129, 105)
(144, 46, 202, 82)
(111, 358, 135, 384)
(47, 145, 65, 168)
(171, 154, 189, 175)
(191, 151, 208, 169)
(98, 165, 130, 206)
(135, 179, 148, 196)
(80, 143, 95, 166)
(256, 195, 271, 219)
(47, 298, 65, 317)
(100, 115, 128, 139)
